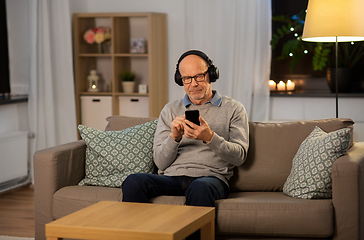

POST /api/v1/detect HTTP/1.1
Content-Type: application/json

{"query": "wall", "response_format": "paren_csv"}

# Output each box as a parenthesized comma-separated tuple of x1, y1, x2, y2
(0, 102, 30, 190)
(0, 103, 28, 135)
(270, 96, 364, 142)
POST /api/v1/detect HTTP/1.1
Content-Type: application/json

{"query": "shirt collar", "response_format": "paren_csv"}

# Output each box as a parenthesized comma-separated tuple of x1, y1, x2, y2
(183, 90, 222, 107)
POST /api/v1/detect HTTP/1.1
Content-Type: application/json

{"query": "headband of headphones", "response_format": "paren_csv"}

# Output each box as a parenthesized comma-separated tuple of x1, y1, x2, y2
(174, 50, 219, 86)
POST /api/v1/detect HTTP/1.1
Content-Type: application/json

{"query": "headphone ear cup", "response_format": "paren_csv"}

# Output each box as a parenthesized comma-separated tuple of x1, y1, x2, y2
(214, 67, 219, 81)
(174, 69, 183, 86)
(208, 65, 219, 82)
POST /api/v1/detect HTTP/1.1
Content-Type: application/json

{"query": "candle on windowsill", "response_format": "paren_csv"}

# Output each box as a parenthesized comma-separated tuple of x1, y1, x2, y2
(286, 80, 295, 91)
(269, 80, 276, 91)
(277, 81, 286, 91)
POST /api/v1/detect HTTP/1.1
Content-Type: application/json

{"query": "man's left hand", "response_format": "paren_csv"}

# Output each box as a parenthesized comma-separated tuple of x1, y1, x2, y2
(183, 116, 213, 143)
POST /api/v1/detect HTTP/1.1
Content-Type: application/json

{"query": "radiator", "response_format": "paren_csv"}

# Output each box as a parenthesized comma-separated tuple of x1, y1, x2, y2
(0, 131, 28, 186)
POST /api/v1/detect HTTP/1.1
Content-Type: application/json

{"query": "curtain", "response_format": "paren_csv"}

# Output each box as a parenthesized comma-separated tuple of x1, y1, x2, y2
(28, 0, 77, 182)
(184, 0, 271, 121)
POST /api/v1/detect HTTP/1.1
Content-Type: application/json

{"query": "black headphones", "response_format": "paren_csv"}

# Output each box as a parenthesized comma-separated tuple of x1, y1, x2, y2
(174, 50, 219, 86)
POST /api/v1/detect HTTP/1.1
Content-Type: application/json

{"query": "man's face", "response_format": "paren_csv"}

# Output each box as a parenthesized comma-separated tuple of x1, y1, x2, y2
(179, 55, 213, 105)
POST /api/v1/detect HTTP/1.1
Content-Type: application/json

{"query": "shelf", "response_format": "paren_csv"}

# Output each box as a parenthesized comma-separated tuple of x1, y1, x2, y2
(80, 92, 113, 96)
(78, 53, 148, 57)
(80, 92, 149, 97)
(115, 92, 148, 97)
(79, 54, 112, 57)
(0, 94, 28, 105)
(114, 54, 148, 57)
(73, 12, 168, 129)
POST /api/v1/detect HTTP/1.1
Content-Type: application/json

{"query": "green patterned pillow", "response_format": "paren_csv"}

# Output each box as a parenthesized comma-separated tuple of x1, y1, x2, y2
(78, 120, 158, 188)
(283, 126, 351, 199)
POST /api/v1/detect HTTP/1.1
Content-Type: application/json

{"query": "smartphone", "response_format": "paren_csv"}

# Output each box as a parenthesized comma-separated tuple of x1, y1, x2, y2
(185, 110, 200, 126)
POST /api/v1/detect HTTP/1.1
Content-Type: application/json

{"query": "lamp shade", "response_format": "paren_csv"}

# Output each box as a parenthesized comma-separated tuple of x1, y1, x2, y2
(302, 0, 364, 42)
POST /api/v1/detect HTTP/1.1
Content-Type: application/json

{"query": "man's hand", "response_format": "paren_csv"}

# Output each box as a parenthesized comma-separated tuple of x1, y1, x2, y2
(183, 116, 213, 143)
(170, 115, 185, 142)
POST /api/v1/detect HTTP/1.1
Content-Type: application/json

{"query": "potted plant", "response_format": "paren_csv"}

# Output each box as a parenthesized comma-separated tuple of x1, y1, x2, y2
(324, 42, 364, 92)
(271, 10, 316, 73)
(272, 10, 364, 92)
(120, 71, 136, 93)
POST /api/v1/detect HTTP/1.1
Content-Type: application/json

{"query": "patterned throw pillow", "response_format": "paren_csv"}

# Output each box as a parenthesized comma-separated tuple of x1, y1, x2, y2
(78, 120, 158, 188)
(283, 126, 351, 199)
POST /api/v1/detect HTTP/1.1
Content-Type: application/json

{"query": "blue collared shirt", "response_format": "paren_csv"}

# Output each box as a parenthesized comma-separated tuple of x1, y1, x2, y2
(183, 90, 222, 107)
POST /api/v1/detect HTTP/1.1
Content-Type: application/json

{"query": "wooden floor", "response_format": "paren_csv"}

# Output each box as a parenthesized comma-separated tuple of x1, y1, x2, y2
(0, 185, 35, 237)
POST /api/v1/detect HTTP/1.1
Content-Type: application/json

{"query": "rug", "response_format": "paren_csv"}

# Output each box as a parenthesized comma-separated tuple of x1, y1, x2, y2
(0, 236, 34, 240)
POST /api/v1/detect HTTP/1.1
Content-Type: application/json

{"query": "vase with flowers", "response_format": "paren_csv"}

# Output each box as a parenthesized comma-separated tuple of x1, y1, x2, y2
(83, 27, 111, 53)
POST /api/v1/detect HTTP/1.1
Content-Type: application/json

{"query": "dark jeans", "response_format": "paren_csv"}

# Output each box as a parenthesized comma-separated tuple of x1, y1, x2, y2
(121, 173, 229, 240)
(121, 173, 229, 207)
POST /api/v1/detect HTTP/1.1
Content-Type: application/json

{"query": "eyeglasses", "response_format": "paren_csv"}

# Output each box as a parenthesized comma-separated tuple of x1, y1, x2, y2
(181, 70, 208, 84)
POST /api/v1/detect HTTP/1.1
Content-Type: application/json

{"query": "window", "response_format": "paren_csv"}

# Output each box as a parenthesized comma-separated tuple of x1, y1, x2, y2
(270, 0, 323, 79)
(0, 0, 10, 96)
(270, 0, 364, 93)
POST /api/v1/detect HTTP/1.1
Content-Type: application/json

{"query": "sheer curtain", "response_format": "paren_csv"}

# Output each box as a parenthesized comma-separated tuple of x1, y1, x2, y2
(28, 0, 77, 182)
(184, 0, 271, 121)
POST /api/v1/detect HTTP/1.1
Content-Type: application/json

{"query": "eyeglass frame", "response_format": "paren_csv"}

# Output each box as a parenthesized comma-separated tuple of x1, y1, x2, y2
(181, 70, 209, 85)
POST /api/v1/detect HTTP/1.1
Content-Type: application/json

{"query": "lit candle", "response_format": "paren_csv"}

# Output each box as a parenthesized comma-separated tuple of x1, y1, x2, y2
(277, 81, 286, 91)
(269, 80, 276, 91)
(286, 80, 295, 91)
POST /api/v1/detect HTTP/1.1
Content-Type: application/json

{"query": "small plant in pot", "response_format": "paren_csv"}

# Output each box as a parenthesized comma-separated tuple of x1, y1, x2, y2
(120, 71, 136, 93)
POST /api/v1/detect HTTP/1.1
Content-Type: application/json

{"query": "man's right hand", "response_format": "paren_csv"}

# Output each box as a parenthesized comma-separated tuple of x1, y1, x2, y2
(170, 115, 185, 142)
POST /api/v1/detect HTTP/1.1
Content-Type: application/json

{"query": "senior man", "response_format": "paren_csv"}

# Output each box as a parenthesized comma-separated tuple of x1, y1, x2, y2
(122, 49, 249, 220)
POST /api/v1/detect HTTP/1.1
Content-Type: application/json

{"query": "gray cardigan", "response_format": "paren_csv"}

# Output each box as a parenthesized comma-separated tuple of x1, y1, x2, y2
(153, 94, 249, 186)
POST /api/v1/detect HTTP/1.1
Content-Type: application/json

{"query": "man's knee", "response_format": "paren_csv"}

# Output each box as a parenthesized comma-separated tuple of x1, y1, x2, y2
(188, 179, 213, 193)
(185, 177, 228, 207)
(185, 178, 216, 207)
(122, 173, 149, 190)
(122, 173, 152, 203)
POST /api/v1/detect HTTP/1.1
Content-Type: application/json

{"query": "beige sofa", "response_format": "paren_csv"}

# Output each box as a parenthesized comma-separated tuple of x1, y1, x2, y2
(34, 116, 364, 240)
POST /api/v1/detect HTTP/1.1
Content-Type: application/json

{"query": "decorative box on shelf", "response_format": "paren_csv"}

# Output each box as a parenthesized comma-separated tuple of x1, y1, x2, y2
(130, 38, 147, 53)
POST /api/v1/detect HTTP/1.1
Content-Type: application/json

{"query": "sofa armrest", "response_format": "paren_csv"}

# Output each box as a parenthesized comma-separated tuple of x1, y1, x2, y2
(332, 142, 364, 240)
(34, 140, 86, 240)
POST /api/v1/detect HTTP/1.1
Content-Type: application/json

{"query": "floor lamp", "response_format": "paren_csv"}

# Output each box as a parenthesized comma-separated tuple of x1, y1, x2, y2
(302, 0, 364, 118)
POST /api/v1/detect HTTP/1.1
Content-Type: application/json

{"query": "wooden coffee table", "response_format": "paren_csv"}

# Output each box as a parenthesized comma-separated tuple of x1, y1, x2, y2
(46, 201, 215, 240)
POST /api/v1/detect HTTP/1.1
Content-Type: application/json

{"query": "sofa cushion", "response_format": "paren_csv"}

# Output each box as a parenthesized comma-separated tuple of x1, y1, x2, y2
(53, 186, 123, 219)
(105, 115, 158, 131)
(53, 186, 186, 220)
(152, 196, 186, 205)
(229, 118, 354, 192)
(283, 126, 351, 199)
(77, 120, 158, 188)
(215, 192, 334, 238)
